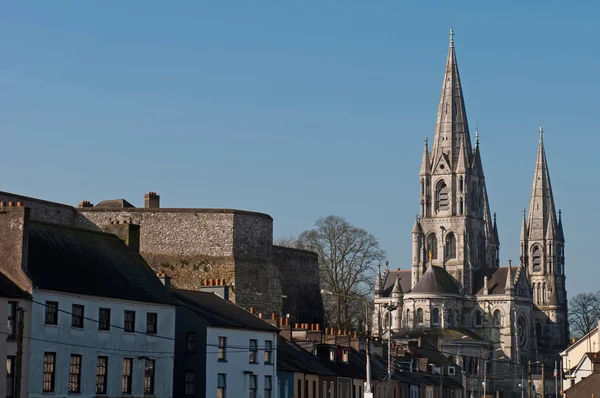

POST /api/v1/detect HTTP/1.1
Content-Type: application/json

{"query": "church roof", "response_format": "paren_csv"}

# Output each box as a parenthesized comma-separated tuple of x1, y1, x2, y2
(382, 270, 412, 296)
(473, 266, 516, 295)
(411, 266, 459, 295)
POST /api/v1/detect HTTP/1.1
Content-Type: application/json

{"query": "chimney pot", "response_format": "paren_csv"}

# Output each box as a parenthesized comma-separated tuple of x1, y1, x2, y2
(271, 313, 276, 321)
(16, 201, 23, 207)
(249, 307, 254, 314)
(144, 191, 160, 209)
(78, 200, 93, 208)
(8, 202, 14, 207)
(316, 324, 320, 331)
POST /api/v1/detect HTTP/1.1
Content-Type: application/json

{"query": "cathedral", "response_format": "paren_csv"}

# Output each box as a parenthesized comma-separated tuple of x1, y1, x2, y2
(373, 30, 568, 392)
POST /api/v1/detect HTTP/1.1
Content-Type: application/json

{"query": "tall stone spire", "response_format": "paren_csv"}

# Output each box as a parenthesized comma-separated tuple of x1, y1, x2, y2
(527, 126, 558, 242)
(420, 138, 431, 176)
(520, 209, 528, 241)
(431, 28, 473, 167)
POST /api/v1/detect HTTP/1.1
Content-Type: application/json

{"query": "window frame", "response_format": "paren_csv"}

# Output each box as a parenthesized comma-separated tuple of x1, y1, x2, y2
(249, 374, 257, 398)
(99, 308, 111, 331)
(124, 310, 136, 333)
(45, 301, 58, 326)
(6, 355, 15, 398)
(249, 339, 258, 364)
(264, 340, 272, 364)
(184, 370, 195, 396)
(72, 304, 84, 329)
(43, 352, 56, 392)
(264, 375, 272, 398)
(217, 373, 226, 398)
(144, 359, 155, 395)
(96, 356, 108, 395)
(218, 336, 227, 361)
(69, 354, 82, 394)
(122, 358, 133, 394)
(7, 302, 16, 339)
(146, 312, 158, 335)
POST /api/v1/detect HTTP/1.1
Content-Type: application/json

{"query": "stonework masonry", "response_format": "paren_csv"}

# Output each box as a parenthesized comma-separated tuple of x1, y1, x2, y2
(0, 191, 324, 325)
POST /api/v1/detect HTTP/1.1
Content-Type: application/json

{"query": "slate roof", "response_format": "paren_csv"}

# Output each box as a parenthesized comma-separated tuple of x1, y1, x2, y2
(277, 336, 336, 375)
(0, 273, 31, 299)
(473, 266, 515, 295)
(95, 199, 135, 208)
(564, 373, 600, 396)
(411, 266, 460, 295)
(171, 289, 278, 332)
(382, 270, 412, 296)
(26, 221, 175, 305)
(391, 326, 484, 343)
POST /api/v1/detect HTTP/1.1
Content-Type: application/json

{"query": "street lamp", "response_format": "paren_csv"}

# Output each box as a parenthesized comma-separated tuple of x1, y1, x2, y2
(483, 356, 505, 398)
(321, 290, 373, 396)
(383, 302, 398, 398)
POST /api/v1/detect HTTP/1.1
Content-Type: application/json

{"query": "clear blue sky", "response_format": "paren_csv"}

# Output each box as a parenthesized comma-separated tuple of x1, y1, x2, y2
(1, 2, 597, 297)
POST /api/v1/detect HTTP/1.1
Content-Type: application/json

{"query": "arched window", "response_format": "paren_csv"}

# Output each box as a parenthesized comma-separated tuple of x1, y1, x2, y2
(474, 310, 482, 326)
(460, 198, 464, 215)
(416, 308, 424, 324)
(536, 322, 543, 337)
(427, 234, 438, 260)
(448, 309, 454, 327)
(493, 310, 502, 327)
(542, 283, 547, 304)
(406, 309, 411, 326)
(420, 178, 425, 196)
(446, 233, 457, 259)
(459, 177, 464, 193)
(532, 245, 542, 272)
(432, 308, 440, 325)
(436, 180, 449, 212)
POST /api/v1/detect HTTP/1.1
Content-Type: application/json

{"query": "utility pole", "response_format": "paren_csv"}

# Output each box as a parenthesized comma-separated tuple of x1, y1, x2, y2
(15, 307, 24, 398)
(384, 302, 397, 398)
(521, 364, 525, 398)
(527, 360, 532, 398)
(554, 360, 558, 398)
(541, 361, 546, 398)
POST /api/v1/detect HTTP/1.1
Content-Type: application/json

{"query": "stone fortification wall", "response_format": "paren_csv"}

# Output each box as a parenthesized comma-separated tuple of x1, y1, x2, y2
(272, 245, 324, 324)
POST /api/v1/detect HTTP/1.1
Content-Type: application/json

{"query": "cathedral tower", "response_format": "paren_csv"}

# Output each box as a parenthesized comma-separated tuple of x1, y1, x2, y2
(521, 127, 568, 350)
(413, 29, 500, 294)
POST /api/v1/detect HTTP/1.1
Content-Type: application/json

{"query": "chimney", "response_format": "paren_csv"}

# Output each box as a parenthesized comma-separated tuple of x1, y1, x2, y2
(101, 223, 141, 253)
(78, 200, 94, 208)
(157, 273, 171, 289)
(144, 192, 160, 209)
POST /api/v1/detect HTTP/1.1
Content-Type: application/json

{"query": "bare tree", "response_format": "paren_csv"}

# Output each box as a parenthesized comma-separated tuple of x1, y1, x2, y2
(297, 215, 385, 330)
(569, 292, 600, 338)
(273, 235, 299, 248)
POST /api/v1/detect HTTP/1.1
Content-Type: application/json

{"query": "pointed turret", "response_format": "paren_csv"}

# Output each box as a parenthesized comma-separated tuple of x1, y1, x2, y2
(431, 28, 473, 167)
(471, 131, 484, 176)
(557, 210, 564, 241)
(456, 134, 468, 174)
(527, 126, 558, 242)
(392, 277, 403, 298)
(505, 259, 514, 294)
(375, 263, 383, 297)
(520, 209, 528, 241)
(420, 138, 431, 176)
(412, 216, 423, 234)
(546, 203, 557, 240)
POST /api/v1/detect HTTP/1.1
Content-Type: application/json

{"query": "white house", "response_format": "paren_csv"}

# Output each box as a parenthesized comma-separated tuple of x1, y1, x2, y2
(170, 286, 278, 398)
(22, 220, 177, 398)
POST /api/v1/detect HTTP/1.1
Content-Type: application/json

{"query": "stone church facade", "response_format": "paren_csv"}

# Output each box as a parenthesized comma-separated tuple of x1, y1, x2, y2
(373, 30, 568, 394)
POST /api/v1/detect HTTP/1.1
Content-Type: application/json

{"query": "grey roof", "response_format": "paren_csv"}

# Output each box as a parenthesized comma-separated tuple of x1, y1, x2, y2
(171, 289, 278, 332)
(26, 221, 176, 305)
(391, 326, 483, 343)
(0, 273, 31, 299)
(382, 270, 412, 296)
(277, 336, 336, 375)
(411, 266, 460, 295)
(95, 199, 135, 208)
(473, 266, 516, 295)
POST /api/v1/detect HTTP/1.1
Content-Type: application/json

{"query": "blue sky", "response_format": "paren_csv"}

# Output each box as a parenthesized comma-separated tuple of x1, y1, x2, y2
(1, 2, 597, 297)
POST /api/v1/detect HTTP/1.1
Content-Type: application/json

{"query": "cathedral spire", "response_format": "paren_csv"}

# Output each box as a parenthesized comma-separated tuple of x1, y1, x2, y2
(520, 209, 528, 241)
(375, 263, 383, 297)
(456, 134, 468, 174)
(505, 259, 514, 293)
(431, 28, 472, 167)
(527, 126, 558, 242)
(420, 138, 431, 176)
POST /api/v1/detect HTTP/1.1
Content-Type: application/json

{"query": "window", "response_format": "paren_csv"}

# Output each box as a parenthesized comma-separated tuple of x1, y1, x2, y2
(249, 339, 258, 363)
(99, 308, 111, 331)
(493, 310, 502, 327)
(72, 304, 84, 328)
(217, 374, 226, 398)
(6, 356, 15, 398)
(7, 302, 16, 339)
(446, 233, 457, 259)
(427, 234, 438, 260)
(329, 347, 336, 361)
(146, 313, 157, 335)
(448, 309, 454, 327)
(436, 181, 449, 212)
(124, 310, 135, 332)
(448, 366, 456, 375)
(416, 308, 424, 324)
(342, 349, 350, 363)
(43, 352, 56, 392)
(249, 375, 257, 398)
(69, 354, 82, 393)
(184, 371, 195, 396)
(122, 358, 133, 394)
(474, 310, 482, 326)
(144, 359, 155, 395)
(218, 336, 227, 361)
(45, 301, 58, 325)
(96, 356, 108, 395)
(532, 246, 542, 272)
(264, 340, 272, 364)
(186, 333, 197, 351)
(432, 308, 440, 325)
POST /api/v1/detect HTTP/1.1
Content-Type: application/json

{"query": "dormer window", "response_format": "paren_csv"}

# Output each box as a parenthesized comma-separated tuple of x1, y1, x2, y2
(342, 349, 349, 363)
(329, 348, 335, 362)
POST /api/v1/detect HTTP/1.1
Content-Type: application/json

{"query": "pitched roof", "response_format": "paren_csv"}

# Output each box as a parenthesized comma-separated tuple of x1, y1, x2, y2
(26, 221, 175, 305)
(473, 267, 515, 295)
(0, 273, 31, 299)
(392, 327, 484, 343)
(277, 336, 336, 375)
(171, 289, 278, 332)
(95, 199, 135, 209)
(411, 266, 459, 295)
(382, 270, 412, 296)
(564, 373, 600, 396)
